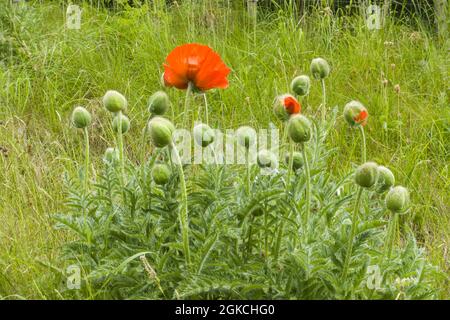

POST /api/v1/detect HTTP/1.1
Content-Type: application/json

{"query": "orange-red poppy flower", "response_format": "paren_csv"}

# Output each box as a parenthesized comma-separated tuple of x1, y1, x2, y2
(344, 101, 368, 127)
(283, 95, 301, 114)
(274, 94, 301, 121)
(163, 43, 230, 91)
(354, 109, 368, 126)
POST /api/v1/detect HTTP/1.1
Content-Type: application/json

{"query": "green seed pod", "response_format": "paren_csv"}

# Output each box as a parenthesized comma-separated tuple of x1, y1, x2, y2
(250, 205, 264, 217)
(287, 114, 311, 143)
(343, 100, 368, 127)
(103, 90, 127, 113)
(71, 106, 92, 129)
(290, 75, 311, 96)
(376, 166, 395, 193)
(112, 114, 131, 134)
(310, 57, 330, 80)
(285, 151, 304, 171)
(257, 149, 277, 168)
(236, 126, 257, 149)
(148, 116, 175, 148)
(355, 162, 379, 188)
(386, 186, 410, 213)
(103, 147, 119, 164)
(151, 163, 172, 185)
(193, 123, 215, 147)
(148, 91, 170, 115)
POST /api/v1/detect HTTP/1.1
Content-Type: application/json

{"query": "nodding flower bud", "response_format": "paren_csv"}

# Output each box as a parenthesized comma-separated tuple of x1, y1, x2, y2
(112, 114, 131, 134)
(355, 162, 379, 188)
(386, 186, 410, 213)
(193, 123, 215, 147)
(343, 100, 368, 127)
(151, 163, 172, 185)
(148, 116, 175, 148)
(236, 126, 257, 149)
(285, 151, 304, 171)
(290, 75, 311, 96)
(310, 57, 330, 80)
(71, 106, 92, 129)
(287, 114, 311, 143)
(103, 147, 119, 164)
(103, 90, 127, 113)
(257, 149, 277, 168)
(376, 166, 395, 193)
(148, 91, 170, 115)
(273, 94, 301, 121)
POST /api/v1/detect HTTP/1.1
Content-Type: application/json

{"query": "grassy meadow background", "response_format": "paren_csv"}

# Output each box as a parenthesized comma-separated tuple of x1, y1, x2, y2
(0, 0, 448, 298)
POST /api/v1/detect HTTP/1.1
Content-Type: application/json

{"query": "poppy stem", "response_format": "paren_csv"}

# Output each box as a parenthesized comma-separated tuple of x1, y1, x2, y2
(359, 125, 366, 163)
(184, 82, 193, 128)
(342, 186, 363, 279)
(170, 142, 191, 268)
(83, 127, 90, 194)
(117, 111, 125, 188)
(302, 143, 311, 231)
(384, 212, 399, 261)
(203, 93, 209, 126)
(321, 78, 326, 122)
(246, 148, 251, 195)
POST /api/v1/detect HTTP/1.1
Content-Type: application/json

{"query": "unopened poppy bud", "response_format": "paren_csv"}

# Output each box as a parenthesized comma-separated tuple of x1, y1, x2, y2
(236, 126, 257, 149)
(257, 149, 277, 168)
(148, 91, 170, 115)
(287, 114, 311, 143)
(376, 166, 395, 193)
(148, 116, 175, 148)
(273, 94, 301, 121)
(71, 106, 92, 129)
(386, 186, 410, 213)
(152, 163, 172, 185)
(112, 114, 131, 134)
(285, 151, 304, 170)
(250, 205, 264, 217)
(103, 147, 119, 163)
(343, 100, 368, 127)
(193, 123, 215, 147)
(310, 57, 330, 80)
(355, 162, 379, 188)
(394, 84, 401, 94)
(103, 90, 127, 113)
(290, 75, 311, 96)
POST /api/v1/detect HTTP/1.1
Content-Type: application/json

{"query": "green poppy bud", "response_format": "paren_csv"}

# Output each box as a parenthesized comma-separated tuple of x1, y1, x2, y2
(386, 186, 410, 213)
(151, 163, 172, 185)
(112, 114, 131, 134)
(236, 126, 257, 149)
(287, 114, 311, 143)
(103, 90, 127, 113)
(290, 75, 311, 96)
(71, 106, 92, 129)
(193, 123, 215, 147)
(250, 205, 264, 217)
(103, 147, 119, 164)
(148, 116, 175, 148)
(344, 100, 368, 127)
(257, 149, 277, 168)
(285, 151, 304, 171)
(376, 166, 395, 193)
(355, 162, 379, 188)
(148, 91, 170, 115)
(310, 57, 330, 80)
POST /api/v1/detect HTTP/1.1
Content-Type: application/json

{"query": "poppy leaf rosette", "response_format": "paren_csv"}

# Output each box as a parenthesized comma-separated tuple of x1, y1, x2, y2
(355, 162, 379, 188)
(386, 186, 410, 214)
(290, 75, 311, 97)
(148, 116, 175, 148)
(163, 43, 231, 92)
(152, 163, 172, 186)
(344, 100, 368, 127)
(236, 126, 257, 149)
(287, 114, 311, 143)
(148, 91, 170, 115)
(71, 106, 92, 129)
(103, 90, 127, 113)
(310, 58, 330, 80)
(112, 114, 131, 134)
(273, 94, 301, 121)
(193, 123, 215, 147)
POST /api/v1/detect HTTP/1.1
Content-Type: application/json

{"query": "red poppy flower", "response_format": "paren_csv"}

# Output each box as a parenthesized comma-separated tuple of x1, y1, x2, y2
(163, 43, 231, 91)
(283, 95, 301, 114)
(354, 109, 368, 126)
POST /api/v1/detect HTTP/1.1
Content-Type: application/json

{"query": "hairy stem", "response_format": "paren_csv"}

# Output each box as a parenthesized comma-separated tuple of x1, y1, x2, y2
(203, 93, 209, 126)
(117, 111, 125, 188)
(83, 127, 90, 193)
(384, 212, 399, 260)
(342, 186, 363, 279)
(170, 143, 191, 267)
(184, 81, 193, 128)
(359, 125, 367, 163)
(321, 78, 326, 122)
(246, 148, 250, 195)
(302, 143, 311, 230)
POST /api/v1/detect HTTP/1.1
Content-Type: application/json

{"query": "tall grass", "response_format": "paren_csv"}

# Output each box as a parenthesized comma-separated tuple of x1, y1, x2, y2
(0, 1, 448, 298)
